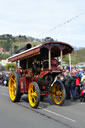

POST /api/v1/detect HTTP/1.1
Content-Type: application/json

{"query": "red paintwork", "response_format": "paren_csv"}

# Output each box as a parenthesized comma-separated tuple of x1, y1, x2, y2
(39, 71, 51, 78)
(17, 68, 22, 74)
(8, 47, 40, 62)
(39, 68, 62, 79)
(20, 76, 32, 93)
(20, 77, 25, 92)
(40, 91, 52, 96)
(34, 75, 39, 82)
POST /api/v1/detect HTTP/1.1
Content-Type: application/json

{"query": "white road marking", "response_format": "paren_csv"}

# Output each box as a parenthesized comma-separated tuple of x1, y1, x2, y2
(0, 92, 76, 123)
(39, 107, 76, 123)
(80, 102, 85, 104)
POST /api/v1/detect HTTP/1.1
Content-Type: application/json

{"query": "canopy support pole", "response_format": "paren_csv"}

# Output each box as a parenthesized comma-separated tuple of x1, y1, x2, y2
(48, 49, 51, 70)
(17, 60, 20, 68)
(60, 50, 63, 68)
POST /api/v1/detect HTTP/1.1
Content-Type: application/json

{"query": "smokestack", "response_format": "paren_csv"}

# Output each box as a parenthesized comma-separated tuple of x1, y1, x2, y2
(15, 43, 32, 53)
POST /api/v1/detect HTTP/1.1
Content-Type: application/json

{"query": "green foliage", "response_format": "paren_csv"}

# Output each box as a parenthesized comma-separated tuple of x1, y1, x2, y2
(0, 53, 10, 60)
(63, 55, 78, 65)
(14, 45, 19, 53)
(0, 40, 11, 51)
(63, 48, 85, 65)
(74, 49, 85, 62)
(5, 63, 16, 71)
(0, 34, 13, 51)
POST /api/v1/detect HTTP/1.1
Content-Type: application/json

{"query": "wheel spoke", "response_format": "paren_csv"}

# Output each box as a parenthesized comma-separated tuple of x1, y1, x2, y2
(32, 92, 37, 97)
(31, 85, 35, 93)
(11, 78, 15, 82)
(32, 96, 37, 103)
(13, 84, 16, 90)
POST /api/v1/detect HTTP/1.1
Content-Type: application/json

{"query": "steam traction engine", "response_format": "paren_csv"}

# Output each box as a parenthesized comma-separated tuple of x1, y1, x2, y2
(8, 41, 73, 108)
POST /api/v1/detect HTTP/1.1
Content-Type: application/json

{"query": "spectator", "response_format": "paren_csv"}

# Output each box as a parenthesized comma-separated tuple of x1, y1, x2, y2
(75, 72, 81, 98)
(64, 71, 71, 99)
(70, 72, 76, 100)
(79, 68, 83, 80)
(81, 72, 85, 85)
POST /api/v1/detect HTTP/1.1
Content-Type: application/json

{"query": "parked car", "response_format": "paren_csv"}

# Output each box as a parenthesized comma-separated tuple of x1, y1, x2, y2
(2, 72, 10, 86)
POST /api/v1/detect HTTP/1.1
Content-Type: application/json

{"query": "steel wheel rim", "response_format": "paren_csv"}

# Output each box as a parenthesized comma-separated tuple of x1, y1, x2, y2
(9, 73, 17, 101)
(28, 83, 37, 107)
(52, 83, 63, 104)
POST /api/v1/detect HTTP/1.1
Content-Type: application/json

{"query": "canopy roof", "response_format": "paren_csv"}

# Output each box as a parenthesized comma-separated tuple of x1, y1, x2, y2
(8, 41, 73, 62)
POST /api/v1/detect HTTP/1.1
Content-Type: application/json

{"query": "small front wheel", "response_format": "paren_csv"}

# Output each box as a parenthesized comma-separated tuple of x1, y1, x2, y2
(52, 81, 66, 105)
(28, 82, 40, 108)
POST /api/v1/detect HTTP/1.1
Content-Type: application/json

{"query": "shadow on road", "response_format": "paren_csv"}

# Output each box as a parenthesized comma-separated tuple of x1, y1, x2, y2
(63, 99, 79, 107)
(20, 94, 79, 109)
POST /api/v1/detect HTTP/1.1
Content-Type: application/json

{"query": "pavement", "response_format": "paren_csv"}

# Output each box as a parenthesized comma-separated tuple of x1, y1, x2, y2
(0, 85, 85, 128)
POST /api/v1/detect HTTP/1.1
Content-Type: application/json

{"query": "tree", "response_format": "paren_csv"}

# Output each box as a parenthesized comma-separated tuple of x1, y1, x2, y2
(14, 46, 19, 53)
(5, 63, 16, 71)
(43, 37, 54, 42)
(0, 53, 10, 60)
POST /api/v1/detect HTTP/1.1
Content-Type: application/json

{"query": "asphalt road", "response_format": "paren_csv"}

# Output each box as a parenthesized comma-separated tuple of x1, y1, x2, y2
(0, 85, 85, 128)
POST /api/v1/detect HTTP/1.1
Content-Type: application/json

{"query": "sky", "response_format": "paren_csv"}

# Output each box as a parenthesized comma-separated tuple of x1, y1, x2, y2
(0, 0, 85, 47)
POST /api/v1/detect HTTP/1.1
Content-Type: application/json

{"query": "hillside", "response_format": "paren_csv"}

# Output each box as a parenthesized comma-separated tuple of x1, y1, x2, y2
(0, 34, 41, 52)
(63, 48, 85, 65)
(73, 48, 85, 63)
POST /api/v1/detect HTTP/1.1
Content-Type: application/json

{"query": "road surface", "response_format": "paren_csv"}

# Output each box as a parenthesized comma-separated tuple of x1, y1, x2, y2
(0, 85, 85, 128)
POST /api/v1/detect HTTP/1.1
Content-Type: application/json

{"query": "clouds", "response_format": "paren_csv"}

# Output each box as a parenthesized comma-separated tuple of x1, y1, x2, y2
(0, 0, 85, 47)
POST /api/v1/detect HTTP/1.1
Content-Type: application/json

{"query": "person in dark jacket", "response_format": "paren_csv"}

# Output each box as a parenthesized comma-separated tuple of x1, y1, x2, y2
(75, 72, 81, 98)
(70, 72, 76, 100)
(64, 71, 71, 99)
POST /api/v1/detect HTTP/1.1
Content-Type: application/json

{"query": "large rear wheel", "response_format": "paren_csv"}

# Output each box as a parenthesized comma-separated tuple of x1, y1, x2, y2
(52, 81, 66, 105)
(28, 82, 40, 108)
(8, 72, 21, 102)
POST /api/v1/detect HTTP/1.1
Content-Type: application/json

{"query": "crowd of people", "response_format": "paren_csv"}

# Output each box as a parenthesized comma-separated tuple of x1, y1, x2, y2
(63, 66, 85, 101)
